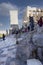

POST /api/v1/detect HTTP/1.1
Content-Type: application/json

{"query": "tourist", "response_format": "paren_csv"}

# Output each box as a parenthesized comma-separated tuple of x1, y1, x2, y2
(38, 16, 43, 27)
(3, 34, 5, 40)
(28, 26, 30, 31)
(29, 16, 34, 31)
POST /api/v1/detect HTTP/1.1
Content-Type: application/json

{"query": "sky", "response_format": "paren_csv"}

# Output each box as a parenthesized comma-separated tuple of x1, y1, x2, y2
(0, 0, 43, 30)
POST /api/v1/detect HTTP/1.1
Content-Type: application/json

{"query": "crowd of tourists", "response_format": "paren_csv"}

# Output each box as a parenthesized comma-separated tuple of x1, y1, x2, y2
(23, 16, 43, 32)
(2, 16, 43, 40)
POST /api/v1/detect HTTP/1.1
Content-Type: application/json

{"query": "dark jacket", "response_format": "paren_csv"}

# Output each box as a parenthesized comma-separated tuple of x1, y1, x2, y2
(38, 17, 43, 27)
(29, 17, 34, 31)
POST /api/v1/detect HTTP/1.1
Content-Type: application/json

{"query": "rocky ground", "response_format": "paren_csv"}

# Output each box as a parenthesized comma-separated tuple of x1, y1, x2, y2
(0, 26, 43, 65)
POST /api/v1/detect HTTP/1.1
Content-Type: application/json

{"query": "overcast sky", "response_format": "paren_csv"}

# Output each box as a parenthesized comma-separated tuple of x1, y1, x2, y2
(0, 0, 43, 30)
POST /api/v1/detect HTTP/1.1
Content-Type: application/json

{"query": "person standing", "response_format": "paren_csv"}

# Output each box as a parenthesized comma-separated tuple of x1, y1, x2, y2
(29, 16, 34, 31)
(3, 34, 5, 40)
(38, 17, 43, 27)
